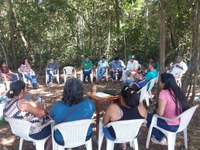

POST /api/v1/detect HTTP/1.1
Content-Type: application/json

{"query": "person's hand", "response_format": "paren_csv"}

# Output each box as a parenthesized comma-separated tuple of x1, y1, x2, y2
(36, 101, 45, 109)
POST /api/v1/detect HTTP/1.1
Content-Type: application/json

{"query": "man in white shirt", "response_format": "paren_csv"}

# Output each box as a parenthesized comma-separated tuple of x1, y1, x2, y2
(169, 55, 188, 78)
(97, 56, 109, 82)
(122, 55, 140, 84)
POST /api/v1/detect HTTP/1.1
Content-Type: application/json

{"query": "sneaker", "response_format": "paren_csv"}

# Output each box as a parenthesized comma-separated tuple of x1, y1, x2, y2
(151, 137, 167, 145)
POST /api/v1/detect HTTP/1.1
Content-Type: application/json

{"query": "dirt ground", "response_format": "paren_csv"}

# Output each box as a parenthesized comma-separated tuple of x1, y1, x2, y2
(0, 76, 200, 150)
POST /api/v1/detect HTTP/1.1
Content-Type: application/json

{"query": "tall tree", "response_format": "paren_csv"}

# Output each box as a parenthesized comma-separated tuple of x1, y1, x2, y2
(159, 0, 165, 73)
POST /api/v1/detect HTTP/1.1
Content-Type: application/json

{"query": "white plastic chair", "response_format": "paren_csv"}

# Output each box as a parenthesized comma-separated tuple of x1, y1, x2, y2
(96, 68, 108, 81)
(5, 117, 51, 150)
(52, 119, 95, 150)
(175, 74, 183, 87)
(98, 118, 146, 150)
(137, 83, 149, 105)
(63, 66, 77, 83)
(146, 105, 199, 150)
(147, 78, 157, 99)
(18, 68, 35, 85)
(45, 68, 60, 84)
(80, 69, 94, 83)
(0, 103, 5, 118)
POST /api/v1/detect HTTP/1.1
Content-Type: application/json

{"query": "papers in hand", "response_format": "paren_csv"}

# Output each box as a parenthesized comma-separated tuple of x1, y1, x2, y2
(96, 92, 110, 98)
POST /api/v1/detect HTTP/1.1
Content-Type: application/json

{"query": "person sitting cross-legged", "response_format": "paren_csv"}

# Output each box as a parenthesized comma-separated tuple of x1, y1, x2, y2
(103, 85, 147, 149)
(168, 55, 188, 78)
(123, 55, 140, 85)
(81, 55, 92, 83)
(129, 68, 148, 92)
(96, 56, 109, 82)
(46, 58, 59, 84)
(110, 57, 123, 81)
(19, 58, 38, 89)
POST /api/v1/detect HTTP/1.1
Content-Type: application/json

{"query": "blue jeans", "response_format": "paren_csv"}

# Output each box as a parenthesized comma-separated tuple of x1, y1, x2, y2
(29, 124, 51, 140)
(47, 70, 54, 82)
(83, 70, 91, 82)
(10, 74, 18, 81)
(97, 68, 106, 80)
(103, 127, 115, 141)
(24, 73, 38, 87)
(147, 113, 179, 141)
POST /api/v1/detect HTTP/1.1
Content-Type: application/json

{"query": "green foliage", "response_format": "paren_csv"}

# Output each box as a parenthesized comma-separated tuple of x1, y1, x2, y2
(0, 0, 193, 69)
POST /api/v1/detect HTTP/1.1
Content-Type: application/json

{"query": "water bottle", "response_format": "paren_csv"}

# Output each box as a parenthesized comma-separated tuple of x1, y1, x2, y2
(37, 96, 42, 103)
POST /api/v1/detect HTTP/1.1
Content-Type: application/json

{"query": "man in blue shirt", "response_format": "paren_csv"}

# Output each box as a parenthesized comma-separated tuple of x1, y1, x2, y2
(97, 56, 109, 82)
(145, 62, 158, 81)
(46, 58, 59, 84)
(110, 57, 123, 81)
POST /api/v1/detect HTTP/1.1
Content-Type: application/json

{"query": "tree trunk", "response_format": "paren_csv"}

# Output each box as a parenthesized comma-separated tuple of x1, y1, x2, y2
(114, 0, 120, 33)
(159, 0, 166, 73)
(8, 0, 17, 68)
(182, 0, 200, 100)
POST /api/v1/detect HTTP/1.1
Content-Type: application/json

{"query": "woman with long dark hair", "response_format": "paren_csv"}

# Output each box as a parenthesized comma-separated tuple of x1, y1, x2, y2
(147, 73, 189, 145)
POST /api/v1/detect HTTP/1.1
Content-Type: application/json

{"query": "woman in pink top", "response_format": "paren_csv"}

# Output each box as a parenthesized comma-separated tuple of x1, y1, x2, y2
(19, 58, 38, 89)
(147, 73, 189, 145)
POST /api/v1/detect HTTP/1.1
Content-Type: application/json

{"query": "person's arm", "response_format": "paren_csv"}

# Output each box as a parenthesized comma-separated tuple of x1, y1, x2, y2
(103, 104, 121, 125)
(138, 102, 147, 119)
(156, 99, 166, 116)
(19, 99, 46, 118)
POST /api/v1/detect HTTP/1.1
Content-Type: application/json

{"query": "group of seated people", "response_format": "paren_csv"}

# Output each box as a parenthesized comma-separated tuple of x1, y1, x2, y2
(3, 71, 190, 149)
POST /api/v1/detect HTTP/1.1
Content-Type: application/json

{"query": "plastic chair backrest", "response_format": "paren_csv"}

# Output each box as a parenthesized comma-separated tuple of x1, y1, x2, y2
(137, 84, 148, 102)
(63, 66, 75, 75)
(5, 117, 32, 140)
(106, 119, 146, 143)
(52, 119, 95, 148)
(147, 78, 157, 92)
(177, 105, 199, 132)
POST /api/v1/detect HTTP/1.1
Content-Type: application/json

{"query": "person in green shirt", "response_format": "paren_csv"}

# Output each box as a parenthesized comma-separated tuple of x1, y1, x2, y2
(81, 56, 93, 82)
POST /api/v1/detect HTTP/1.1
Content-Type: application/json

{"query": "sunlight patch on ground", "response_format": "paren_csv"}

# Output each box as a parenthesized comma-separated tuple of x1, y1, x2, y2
(0, 127, 9, 132)
(0, 136, 16, 145)
(96, 85, 107, 88)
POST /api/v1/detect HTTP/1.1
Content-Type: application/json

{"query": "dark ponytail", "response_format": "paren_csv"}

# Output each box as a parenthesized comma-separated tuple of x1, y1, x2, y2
(6, 80, 26, 98)
(160, 73, 189, 114)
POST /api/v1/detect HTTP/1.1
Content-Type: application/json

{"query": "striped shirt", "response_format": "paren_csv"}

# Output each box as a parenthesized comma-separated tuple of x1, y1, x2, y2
(4, 98, 48, 134)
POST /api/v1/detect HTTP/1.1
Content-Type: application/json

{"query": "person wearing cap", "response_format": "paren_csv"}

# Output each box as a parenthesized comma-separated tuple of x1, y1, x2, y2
(81, 56, 93, 83)
(96, 56, 109, 82)
(129, 68, 148, 92)
(168, 55, 188, 78)
(122, 55, 140, 84)
(110, 57, 123, 81)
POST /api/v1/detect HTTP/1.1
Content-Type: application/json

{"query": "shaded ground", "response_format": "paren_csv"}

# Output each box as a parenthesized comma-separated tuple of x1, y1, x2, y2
(0, 75, 200, 150)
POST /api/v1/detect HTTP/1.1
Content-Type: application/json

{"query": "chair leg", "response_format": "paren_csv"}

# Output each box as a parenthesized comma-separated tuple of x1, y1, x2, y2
(146, 125, 153, 149)
(35, 139, 46, 150)
(19, 138, 24, 150)
(133, 138, 139, 150)
(167, 133, 176, 150)
(98, 120, 104, 150)
(145, 94, 150, 106)
(183, 129, 188, 149)
(106, 139, 114, 150)
(85, 139, 92, 150)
